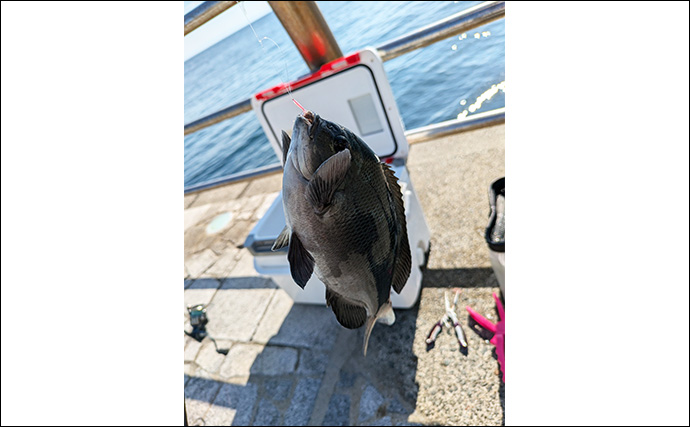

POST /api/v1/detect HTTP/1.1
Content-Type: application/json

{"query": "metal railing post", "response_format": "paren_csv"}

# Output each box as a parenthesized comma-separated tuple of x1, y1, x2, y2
(184, 99, 252, 136)
(185, 1, 239, 36)
(405, 108, 505, 145)
(267, 1, 343, 72)
(184, 108, 506, 194)
(377, 1, 505, 62)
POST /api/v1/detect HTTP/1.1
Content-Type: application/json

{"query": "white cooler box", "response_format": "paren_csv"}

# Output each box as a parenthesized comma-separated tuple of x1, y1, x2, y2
(244, 48, 431, 308)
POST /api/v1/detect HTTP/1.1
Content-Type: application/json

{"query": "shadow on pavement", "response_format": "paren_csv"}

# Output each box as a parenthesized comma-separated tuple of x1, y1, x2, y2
(421, 267, 498, 288)
(185, 275, 421, 426)
(186, 277, 277, 289)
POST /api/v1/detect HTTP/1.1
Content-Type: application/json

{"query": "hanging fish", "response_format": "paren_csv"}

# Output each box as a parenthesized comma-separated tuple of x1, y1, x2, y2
(273, 110, 411, 356)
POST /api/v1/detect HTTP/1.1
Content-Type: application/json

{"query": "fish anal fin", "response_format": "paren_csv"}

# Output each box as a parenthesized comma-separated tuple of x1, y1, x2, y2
(288, 233, 314, 289)
(306, 149, 351, 214)
(272, 226, 290, 251)
(381, 163, 412, 294)
(325, 288, 367, 330)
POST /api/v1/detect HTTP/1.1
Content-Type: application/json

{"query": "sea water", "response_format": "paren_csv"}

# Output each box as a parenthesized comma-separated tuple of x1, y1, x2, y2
(184, 1, 505, 188)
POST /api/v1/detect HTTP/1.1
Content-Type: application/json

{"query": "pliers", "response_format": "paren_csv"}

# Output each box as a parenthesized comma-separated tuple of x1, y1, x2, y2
(426, 289, 468, 348)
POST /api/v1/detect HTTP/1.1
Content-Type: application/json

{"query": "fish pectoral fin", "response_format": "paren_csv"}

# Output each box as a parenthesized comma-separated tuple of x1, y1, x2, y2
(325, 289, 367, 329)
(271, 226, 290, 251)
(306, 148, 351, 214)
(381, 163, 412, 294)
(281, 131, 291, 166)
(288, 233, 314, 289)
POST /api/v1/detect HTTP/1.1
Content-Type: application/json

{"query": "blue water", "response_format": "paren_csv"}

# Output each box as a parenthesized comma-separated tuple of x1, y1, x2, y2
(184, 1, 504, 188)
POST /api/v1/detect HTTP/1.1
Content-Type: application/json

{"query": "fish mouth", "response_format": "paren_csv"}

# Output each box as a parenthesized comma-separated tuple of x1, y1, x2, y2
(297, 110, 319, 140)
(301, 110, 315, 125)
(298, 110, 318, 131)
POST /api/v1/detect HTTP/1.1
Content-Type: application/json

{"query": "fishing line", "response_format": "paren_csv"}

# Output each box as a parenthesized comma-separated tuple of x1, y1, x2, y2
(240, 2, 305, 113)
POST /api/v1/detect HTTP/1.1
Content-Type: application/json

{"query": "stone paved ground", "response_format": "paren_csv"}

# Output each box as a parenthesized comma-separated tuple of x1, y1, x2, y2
(184, 124, 505, 426)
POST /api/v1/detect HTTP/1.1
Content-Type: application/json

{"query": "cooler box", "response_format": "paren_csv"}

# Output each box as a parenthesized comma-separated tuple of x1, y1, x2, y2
(244, 48, 431, 309)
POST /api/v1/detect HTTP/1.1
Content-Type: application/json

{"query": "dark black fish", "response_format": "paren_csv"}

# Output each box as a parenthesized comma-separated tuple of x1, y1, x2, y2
(273, 111, 411, 355)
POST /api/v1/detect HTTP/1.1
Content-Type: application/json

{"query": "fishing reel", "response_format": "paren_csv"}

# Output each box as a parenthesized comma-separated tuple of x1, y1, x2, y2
(185, 304, 228, 355)
(186, 304, 209, 342)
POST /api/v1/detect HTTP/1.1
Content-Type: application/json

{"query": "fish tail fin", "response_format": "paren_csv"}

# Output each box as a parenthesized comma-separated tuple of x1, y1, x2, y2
(362, 317, 376, 357)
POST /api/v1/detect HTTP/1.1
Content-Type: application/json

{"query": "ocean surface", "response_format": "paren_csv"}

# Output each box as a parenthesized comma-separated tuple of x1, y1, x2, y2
(184, 1, 505, 188)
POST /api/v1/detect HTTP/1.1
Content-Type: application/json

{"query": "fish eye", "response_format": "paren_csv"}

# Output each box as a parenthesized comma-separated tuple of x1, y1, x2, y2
(333, 136, 348, 151)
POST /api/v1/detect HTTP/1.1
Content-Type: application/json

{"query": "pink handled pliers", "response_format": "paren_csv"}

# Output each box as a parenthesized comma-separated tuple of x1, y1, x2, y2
(466, 292, 505, 382)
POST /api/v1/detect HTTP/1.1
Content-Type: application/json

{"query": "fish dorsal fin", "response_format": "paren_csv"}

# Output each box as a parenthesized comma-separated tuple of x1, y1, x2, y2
(325, 288, 367, 329)
(288, 233, 314, 289)
(381, 163, 412, 294)
(305, 148, 351, 215)
(271, 226, 290, 251)
(281, 131, 291, 166)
